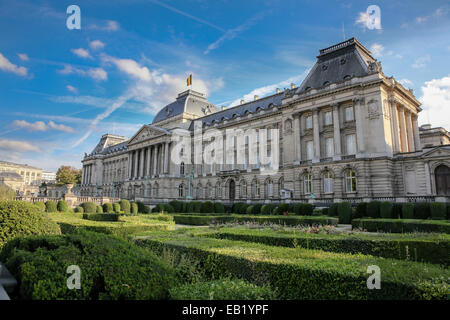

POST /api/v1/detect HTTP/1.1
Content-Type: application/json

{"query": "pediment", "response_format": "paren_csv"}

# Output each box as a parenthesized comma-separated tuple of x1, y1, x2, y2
(421, 146, 450, 158)
(128, 125, 171, 145)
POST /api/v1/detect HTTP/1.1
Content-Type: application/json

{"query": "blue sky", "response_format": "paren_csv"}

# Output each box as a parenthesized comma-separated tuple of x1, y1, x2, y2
(0, 0, 449, 171)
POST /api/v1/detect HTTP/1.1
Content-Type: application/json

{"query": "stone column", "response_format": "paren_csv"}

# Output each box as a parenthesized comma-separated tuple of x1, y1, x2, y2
(128, 153, 133, 179)
(146, 147, 151, 177)
(390, 98, 401, 153)
(398, 105, 408, 153)
(81, 166, 85, 185)
(353, 97, 366, 156)
(153, 144, 158, 176)
(312, 109, 320, 162)
(412, 114, 421, 151)
(139, 148, 145, 178)
(332, 103, 342, 160)
(134, 150, 139, 179)
(164, 142, 169, 174)
(88, 165, 92, 184)
(405, 111, 415, 152)
(293, 114, 301, 164)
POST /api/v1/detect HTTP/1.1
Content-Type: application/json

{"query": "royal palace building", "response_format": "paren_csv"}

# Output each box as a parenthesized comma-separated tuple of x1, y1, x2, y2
(80, 38, 450, 204)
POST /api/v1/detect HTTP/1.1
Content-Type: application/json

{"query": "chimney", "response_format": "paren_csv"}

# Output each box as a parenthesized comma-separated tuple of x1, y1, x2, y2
(240, 99, 245, 105)
(254, 95, 259, 101)
(276, 88, 281, 93)
(290, 83, 296, 89)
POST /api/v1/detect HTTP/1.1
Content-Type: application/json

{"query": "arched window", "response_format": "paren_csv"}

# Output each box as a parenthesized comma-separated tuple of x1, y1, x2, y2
(180, 162, 185, 175)
(278, 177, 284, 196)
(304, 173, 312, 194)
(140, 183, 145, 197)
(178, 184, 184, 198)
(252, 179, 260, 198)
(240, 180, 247, 198)
(344, 170, 357, 193)
(323, 171, 334, 193)
(265, 179, 273, 197)
(435, 164, 450, 195)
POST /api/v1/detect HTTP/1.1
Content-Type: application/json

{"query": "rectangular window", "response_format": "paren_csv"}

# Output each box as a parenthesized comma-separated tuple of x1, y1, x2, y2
(325, 138, 334, 157)
(306, 141, 314, 160)
(324, 111, 332, 126)
(346, 134, 356, 155)
(345, 107, 354, 121)
(305, 115, 312, 129)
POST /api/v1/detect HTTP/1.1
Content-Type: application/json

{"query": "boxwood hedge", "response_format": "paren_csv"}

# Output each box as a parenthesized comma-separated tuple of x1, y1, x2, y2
(82, 213, 120, 222)
(352, 218, 450, 234)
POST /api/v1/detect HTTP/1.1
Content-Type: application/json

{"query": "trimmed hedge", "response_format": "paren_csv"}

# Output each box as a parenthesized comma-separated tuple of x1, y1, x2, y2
(83, 213, 120, 222)
(367, 201, 381, 218)
(328, 203, 339, 217)
(113, 203, 121, 213)
(380, 201, 393, 219)
(355, 202, 367, 219)
(33, 202, 46, 212)
(214, 202, 225, 214)
(201, 201, 214, 214)
(136, 233, 450, 300)
(131, 202, 138, 214)
(45, 200, 57, 213)
(80, 202, 97, 214)
(338, 202, 352, 224)
(0, 200, 61, 248)
(211, 228, 450, 266)
(103, 202, 114, 213)
(0, 231, 176, 299)
(171, 214, 338, 226)
(96, 205, 103, 213)
(74, 206, 84, 213)
(169, 200, 183, 213)
(414, 203, 430, 220)
(430, 202, 446, 220)
(169, 279, 276, 300)
(57, 200, 69, 212)
(402, 203, 414, 219)
(261, 204, 275, 215)
(120, 199, 131, 214)
(352, 218, 450, 234)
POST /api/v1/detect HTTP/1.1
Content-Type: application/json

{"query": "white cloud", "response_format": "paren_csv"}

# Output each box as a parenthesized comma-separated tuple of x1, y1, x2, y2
(0, 52, 28, 76)
(58, 64, 107, 81)
(369, 43, 384, 57)
(228, 72, 307, 107)
(71, 48, 92, 59)
(12, 120, 74, 133)
(416, 6, 449, 24)
(412, 55, 431, 69)
(419, 75, 450, 129)
(355, 11, 370, 28)
(90, 20, 120, 31)
(102, 55, 151, 81)
(66, 85, 78, 93)
(89, 40, 105, 50)
(0, 139, 40, 152)
(18, 53, 29, 61)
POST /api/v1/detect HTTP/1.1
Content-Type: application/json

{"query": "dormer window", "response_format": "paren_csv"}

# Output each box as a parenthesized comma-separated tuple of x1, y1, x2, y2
(343, 75, 351, 81)
(323, 81, 330, 86)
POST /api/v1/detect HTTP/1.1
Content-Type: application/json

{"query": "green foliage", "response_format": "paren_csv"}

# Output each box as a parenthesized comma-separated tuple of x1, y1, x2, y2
(277, 203, 290, 215)
(130, 202, 138, 214)
(83, 213, 119, 222)
(0, 231, 175, 300)
(143, 205, 152, 214)
(45, 201, 57, 213)
(367, 201, 381, 218)
(355, 202, 367, 219)
(152, 204, 164, 213)
(33, 202, 46, 212)
(402, 203, 414, 219)
(80, 202, 97, 214)
(213, 202, 225, 214)
(96, 205, 103, 213)
(328, 203, 339, 217)
(56, 200, 69, 212)
(0, 184, 15, 200)
(74, 206, 84, 213)
(392, 203, 403, 219)
(380, 201, 393, 219)
(352, 218, 450, 234)
(338, 201, 352, 224)
(102, 202, 114, 213)
(112, 203, 121, 213)
(0, 200, 61, 247)
(201, 201, 214, 213)
(164, 204, 175, 213)
(246, 205, 254, 215)
(169, 279, 276, 300)
(193, 201, 202, 213)
(414, 203, 431, 220)
(302, 203, 313, 216)
(55, 165, 81, 185)
(169, 200, 183, 213)
(251, 204, 262, 215)
(261, 204, 275, 215)
(321, 207, 329, 216)
(136, 201, 146, 213)
(430, 202, 446, 220)
(232, 202, 246, 214)
(119, 199, 130, 214)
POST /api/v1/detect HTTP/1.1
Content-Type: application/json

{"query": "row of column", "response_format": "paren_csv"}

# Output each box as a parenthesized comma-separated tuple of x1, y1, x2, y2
(390, 98, 421, 153)
(128, 142, 170, 180)
(82, 164, 93, 185)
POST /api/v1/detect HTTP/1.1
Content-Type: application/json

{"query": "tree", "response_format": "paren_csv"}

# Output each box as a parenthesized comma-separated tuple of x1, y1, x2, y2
(56, 166, 81, 185)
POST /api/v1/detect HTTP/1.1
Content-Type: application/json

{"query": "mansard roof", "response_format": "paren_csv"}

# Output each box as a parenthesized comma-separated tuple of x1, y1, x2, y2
(152, 89, 220, 124)
(296, 37, 378, 93)
(87, 134, 128, 157)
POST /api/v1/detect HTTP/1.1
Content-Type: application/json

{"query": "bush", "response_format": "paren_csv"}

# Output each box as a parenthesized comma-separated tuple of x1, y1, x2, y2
(131, 202, 138, 214)
(232, 202, 246, 214)
(81, 202, 97, 214)
(414, 203, 431, 220)
(329, 203, 339, 217)
(96, 205, 103, 213)
(119, 199, 131, 214)
(302, 203, 313, 216)
(0, 231, 175, 299)
(392, 203, 403, 219)
(261, 204, 275, 215)
(164, 204, 175, 213)
(56, 200, 69, 212)
(0, 200, 61, 248)
(169, 200, 183, 213)
(136, 201, 146, 213)
(277, 203, 290, 215)
(252, 204, 262, 215)
(143, 205, 152, 214)
(33, 202, 46, 212)
(201, 201, 214, 213)
(213, 202, 225, 214)
(74, 206, 84, 213)
(103, 202, 114, 213)
(355, 202, 367, 219)
(83, 213, 119, 222)
(402, 203, 414, 219)
(169, 279, 276, 300)
(113, 203, 121, 213)
(338, 201, 352, 224)
(193, 202, 202, 213)
(430, 202, 446, 220)
(380, 201, 393, 219)
(321, 207, 329, 216)
(352, 218, 450, 234)
(367, 201, 381, 218)
(45, 200, 57, 213)
(246, 205, 254, 215)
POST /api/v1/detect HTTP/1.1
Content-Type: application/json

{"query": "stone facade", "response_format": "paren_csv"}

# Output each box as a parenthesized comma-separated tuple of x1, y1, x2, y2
(80, 38, 450, 203)
(419, 124, 450, 148)
(0, 161, 42, 196)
